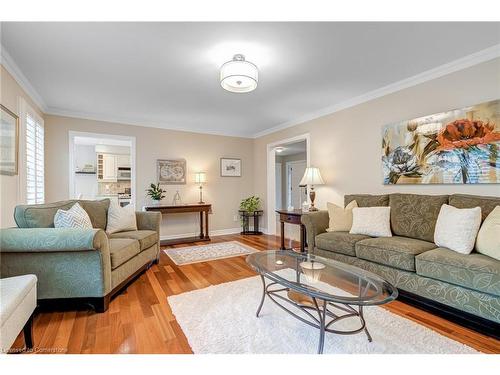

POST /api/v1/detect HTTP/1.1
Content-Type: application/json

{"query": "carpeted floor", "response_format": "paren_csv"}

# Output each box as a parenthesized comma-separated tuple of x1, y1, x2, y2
(168, 270, 478, 354)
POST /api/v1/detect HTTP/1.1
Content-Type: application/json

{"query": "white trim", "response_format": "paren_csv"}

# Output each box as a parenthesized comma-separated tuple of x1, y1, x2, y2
(266, 133, 310, 236)
(160, 227, 241, 241)
(68, 131, 136, 204)
(0, 45, 48, 112)
(253, 44, 500, 138)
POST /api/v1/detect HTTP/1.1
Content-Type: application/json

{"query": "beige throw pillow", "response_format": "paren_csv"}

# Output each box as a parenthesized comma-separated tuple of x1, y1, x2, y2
(326, 200, 358, 232)
(106, 201, 137, 234)
(434, 204, 481, 255)
(475, 206, 500, 260)
(350, 207, 392, 237)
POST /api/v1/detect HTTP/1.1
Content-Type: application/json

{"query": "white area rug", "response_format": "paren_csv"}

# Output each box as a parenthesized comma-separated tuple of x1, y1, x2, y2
(163, 241, 257, 265)
(168, 270, 478, 354)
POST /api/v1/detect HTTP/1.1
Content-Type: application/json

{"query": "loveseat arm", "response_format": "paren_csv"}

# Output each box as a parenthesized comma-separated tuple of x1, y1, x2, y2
(301, 210, 329, 252)
(0, 228, 108, 253)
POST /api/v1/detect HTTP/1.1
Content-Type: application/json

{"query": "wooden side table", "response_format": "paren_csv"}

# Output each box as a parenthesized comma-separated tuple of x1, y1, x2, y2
(275, 209, 307, 252)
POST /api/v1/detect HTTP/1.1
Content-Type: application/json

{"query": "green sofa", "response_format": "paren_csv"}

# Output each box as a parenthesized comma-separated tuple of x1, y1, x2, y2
(301, 193, 500, 336)
(0, 199, 161, 312)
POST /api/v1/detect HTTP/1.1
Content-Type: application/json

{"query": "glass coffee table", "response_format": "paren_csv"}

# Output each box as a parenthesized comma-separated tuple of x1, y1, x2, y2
(246, 250, 398, 354)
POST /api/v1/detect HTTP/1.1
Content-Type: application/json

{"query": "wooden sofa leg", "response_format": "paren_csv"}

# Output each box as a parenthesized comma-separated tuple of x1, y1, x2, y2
(23, 314, 34, 350)
(93, 296, 110, 313)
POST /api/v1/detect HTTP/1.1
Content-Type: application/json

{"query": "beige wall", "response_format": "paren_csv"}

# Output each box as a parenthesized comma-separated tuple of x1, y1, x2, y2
(254, 58, 500, 232)
(0, 65, 44, 227)
(44, 115, 254, 238)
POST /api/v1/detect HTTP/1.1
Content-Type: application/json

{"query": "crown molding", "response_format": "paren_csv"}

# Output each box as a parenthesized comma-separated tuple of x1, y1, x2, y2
(252, 44, 500, 138)
(45, 106, 252, 138)
(1, 45, 48, 112)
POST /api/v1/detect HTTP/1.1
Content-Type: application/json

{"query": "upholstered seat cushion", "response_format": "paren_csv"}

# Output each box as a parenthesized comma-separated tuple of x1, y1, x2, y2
(109, 238, 141, 270)
(355, 236, 437, 272)
(315, 231, 371, 256)
(416, 248, 500, 296)
(109, 230, 157, 251)
(1, 275, 37, 351)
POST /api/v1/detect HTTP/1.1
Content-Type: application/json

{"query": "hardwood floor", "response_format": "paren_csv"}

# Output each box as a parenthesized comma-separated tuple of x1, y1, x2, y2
(11, 234, 500, 354)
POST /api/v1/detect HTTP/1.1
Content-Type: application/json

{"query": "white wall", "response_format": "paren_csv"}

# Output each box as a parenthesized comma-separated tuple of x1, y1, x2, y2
(254, 58, 500, 231)
(73, 144, 98, 199)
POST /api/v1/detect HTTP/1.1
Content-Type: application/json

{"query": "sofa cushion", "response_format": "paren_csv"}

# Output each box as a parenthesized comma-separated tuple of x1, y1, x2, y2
(389, 193, 449, 242)
(109, 238, 141, 270)
(355, 236, 437, 272)
(14, 199, 110, 229)
(416, 247, 500, 296)
(449, 194, 500, 222)
(344, 194, 389, 207)
(109, 230, 157, 251)
(315, 231, 370, 256)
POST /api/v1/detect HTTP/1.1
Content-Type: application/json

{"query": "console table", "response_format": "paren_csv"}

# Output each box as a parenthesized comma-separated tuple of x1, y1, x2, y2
(275, 209, 307, 252)
(143, 203, 212, 246)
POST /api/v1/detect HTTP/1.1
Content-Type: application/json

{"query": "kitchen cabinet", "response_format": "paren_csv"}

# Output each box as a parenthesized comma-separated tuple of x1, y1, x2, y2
(117, 154, 131, 167)
(97, 153, 118, 181)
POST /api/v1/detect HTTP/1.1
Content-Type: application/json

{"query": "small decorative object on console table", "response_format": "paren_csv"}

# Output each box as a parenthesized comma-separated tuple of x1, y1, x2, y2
(144, 203, 212, 246)
(195, 172, 207, 204)
(276, 208, 307, 252)
(300, 167, 324, 211)
(146, 183, 166, 205)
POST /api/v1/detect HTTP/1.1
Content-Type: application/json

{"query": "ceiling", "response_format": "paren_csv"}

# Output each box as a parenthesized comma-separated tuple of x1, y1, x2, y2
(275, 140, 306, 156)
(74, 136, 131, 147)
(2, 22, 499, 138)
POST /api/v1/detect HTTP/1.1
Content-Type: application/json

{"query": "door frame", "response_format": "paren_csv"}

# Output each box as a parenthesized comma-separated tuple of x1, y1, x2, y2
(266, 133, 310, 235)
(68, 131, 136, 205)
(285, 159, 307, 209)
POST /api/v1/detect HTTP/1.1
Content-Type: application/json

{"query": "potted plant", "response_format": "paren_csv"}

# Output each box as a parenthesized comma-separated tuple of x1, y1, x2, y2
(146, 183, 166, 205)
(239, 196, 263, 235)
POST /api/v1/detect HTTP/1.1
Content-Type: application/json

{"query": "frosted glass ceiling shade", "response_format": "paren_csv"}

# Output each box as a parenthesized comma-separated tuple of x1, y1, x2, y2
(220, 54, 258, 93)
(300, 167, 325, 186)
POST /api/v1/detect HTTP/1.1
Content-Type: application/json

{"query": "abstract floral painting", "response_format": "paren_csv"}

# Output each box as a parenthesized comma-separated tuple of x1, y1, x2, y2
(382, 99, 500, 184)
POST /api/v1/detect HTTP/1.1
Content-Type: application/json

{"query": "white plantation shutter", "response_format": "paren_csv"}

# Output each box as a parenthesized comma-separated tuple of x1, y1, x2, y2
(25, 112, 44, 204)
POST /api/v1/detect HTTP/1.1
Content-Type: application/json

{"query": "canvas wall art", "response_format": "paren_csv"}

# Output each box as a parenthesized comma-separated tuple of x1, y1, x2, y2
(157, 159, 186, 184)
(382, 99, 500, 184)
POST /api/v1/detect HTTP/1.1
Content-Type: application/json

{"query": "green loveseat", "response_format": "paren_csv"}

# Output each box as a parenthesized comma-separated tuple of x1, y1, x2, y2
(301, 193, 500, 336)
(0, 199, 161, 312)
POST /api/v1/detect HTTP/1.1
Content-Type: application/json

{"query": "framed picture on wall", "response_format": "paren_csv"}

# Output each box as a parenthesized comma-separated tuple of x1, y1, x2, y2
(0, 104, 19, 176)
(220, 158, 241, 177)
(157, 159, 187, 184)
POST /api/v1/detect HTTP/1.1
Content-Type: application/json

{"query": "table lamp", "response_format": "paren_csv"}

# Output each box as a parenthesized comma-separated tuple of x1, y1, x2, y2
(195, 172, 207, 204)
(299, 167, 324, 211)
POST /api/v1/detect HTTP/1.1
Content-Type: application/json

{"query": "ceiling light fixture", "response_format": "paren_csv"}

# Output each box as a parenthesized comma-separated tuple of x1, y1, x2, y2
(220, 54, 258, 93)
(275, 147, 285, 153)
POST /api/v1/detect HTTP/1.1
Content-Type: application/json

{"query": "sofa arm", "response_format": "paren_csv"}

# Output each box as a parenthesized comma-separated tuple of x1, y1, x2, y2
(301, 210, 329, 252)
(0, 228, 107, 253)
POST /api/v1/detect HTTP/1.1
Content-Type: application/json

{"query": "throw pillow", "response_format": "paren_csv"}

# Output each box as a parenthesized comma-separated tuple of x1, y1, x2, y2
(106, 201, 137, 234)
(326, 200, 358, 232)
(54, 202, 93, 229)
(475, 206, 500, 260)
(349, 207, 392, 237)
(434, 204, 481, 254)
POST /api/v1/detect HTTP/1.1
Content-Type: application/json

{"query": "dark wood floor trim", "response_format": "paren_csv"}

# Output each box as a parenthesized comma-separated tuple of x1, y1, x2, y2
(397, 289, 500, 340)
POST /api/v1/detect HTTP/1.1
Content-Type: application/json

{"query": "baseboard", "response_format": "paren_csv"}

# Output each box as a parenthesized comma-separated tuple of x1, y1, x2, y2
(160, 227, 241, 241)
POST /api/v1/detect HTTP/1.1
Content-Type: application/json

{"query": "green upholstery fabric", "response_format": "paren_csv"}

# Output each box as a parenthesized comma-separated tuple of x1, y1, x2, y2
(416, 248, 500, 297)
(109, 238, 140, 270)
(449, 194, 500, 221)
(344, 194, 389, 207)
(313, 249, 500, 323)
(355, 236, 437, 272)
(301, 210, 329, 251)
(0, 228, 102, 252)
(14, 199, 110, 229)
(389, 194, 449, 242)
(111, 245, 157, 289)
(109, 230, 157, 251)
(135, 211, 161, 259)
(315, 231, 370, 256)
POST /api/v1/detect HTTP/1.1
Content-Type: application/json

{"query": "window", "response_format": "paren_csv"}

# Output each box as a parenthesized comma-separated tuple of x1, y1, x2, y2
(25, 111, 44, 204)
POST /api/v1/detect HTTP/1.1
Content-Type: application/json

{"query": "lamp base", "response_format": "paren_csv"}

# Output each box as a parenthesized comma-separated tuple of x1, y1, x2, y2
(309, 187, 318, 211)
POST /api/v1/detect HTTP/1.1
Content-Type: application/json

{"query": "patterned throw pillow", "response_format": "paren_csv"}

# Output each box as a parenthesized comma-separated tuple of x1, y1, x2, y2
(54, 202, 93, 229)
(350, 207, 392, 237)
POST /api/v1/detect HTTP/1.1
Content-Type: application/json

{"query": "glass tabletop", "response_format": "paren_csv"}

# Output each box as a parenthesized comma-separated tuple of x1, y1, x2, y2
(246, 250, 398, 305)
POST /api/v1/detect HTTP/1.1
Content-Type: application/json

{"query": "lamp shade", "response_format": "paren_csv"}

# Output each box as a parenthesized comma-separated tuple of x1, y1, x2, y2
(220, 54, 258, 93)
(300, 167, 324, 186)
(195, 172, 207, 184)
